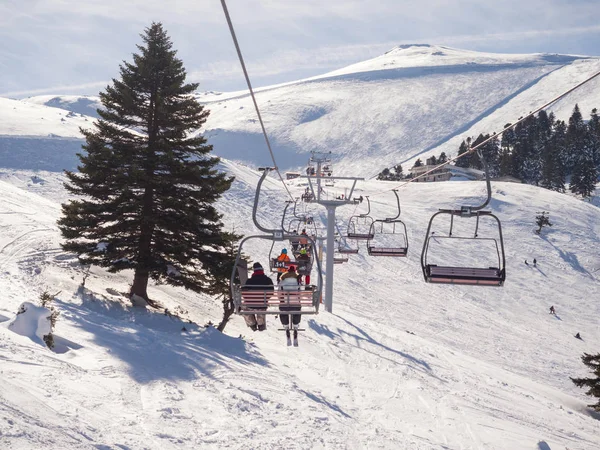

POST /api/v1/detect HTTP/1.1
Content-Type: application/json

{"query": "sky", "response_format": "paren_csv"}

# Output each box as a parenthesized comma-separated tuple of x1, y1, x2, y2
(2, 0, 600, 98)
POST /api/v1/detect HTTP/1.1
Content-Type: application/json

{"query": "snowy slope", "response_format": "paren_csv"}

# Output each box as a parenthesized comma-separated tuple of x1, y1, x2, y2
(0, 162, 599, 449)
(23, 95, 102, 119)
(0, 96, 93, 138)
(5, 45, 600, 178)
(196, 45, 600, 177)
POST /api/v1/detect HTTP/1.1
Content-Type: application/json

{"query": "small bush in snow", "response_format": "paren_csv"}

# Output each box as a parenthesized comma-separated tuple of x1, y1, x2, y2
(39, 291, 61, 349)
(535, 211, 552, 234)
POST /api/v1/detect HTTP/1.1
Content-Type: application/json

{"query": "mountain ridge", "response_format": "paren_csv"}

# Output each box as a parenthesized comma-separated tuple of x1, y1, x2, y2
(3, 44, 600, 177)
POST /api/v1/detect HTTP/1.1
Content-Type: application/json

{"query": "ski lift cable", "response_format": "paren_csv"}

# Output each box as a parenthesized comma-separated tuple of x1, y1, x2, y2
(220, 0, 295, 201)
(364, 68, 600, 198)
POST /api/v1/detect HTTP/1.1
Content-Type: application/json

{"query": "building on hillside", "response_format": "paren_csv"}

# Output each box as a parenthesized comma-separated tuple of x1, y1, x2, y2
(286, 172, 301, 180)
(410, 160, 484, 182)
(410, 159, 452, 182)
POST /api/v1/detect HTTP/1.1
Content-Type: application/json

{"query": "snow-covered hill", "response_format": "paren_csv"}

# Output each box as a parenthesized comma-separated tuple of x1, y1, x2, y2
(23, 95, 102, 119)
(4, 45, 600, 178)
(197, 45, 600, 177)
(0, 161, 599, 449)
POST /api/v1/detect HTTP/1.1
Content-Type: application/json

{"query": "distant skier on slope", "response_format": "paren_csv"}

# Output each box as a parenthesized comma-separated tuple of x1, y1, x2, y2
(574, 332, 582, 340)
(549, 305, 556, 315)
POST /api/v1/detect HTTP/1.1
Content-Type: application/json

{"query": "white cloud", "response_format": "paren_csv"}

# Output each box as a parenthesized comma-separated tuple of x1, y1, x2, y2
(2, 1, 600, 96)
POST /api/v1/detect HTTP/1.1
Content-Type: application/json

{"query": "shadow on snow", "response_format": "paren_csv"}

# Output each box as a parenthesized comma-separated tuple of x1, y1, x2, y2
(54, 293, 270, 383)
(308, 315, 435, 377)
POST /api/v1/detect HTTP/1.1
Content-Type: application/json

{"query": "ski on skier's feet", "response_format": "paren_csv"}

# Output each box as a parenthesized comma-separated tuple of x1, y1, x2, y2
(286, 329, 292, 346)
(293, 330, 298, 347)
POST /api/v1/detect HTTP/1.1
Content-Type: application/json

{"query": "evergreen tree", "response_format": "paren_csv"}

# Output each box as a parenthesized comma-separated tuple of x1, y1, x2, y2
(438, 152, 448, 164)
(571, 353, 600, 411)
(456, 140, 471, 168)
(377, 168, 391, 180)
(565, 104, 587, 175)
(588, 108, 600, 173)
(570, 152, 598, 198)
(569, 106, 598, 198)
(393, 164, 404, 179)
(469, 135, 485, 170)
(473, 133, 500, 177)
(500, 123, 516, 177)
(413, 158, 423, 168)
(513, 115, 538, 183)
(59, 23, 238, 306)
(525, 110, 552, 186)
(540, 119, 566, 192)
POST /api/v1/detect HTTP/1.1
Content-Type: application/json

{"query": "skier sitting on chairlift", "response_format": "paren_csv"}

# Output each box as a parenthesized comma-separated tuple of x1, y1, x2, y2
(296, 248, 311, 287)
(278, 265, 302, 346)
(291, 230, 300, 252)
(299, 229, 309, 249)
(241, 262, 274, 331)
(276, 248, 291, 281)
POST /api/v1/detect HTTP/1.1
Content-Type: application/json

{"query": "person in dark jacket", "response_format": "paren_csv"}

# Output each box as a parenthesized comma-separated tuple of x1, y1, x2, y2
(296, 247, 312, 286)
(291, 230, 300, 252)
(242, 262, 274, 331)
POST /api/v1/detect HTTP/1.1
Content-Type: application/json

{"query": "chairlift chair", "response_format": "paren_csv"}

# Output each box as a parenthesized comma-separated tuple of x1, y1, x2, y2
(334, 223, 359, 254)
(231, 169, 323, 316)
(337, 238, 359, 254)
(233, 236, 321, 316)
(347, 196, 375, 240)
(333, 250, 349, 264)
(366, 190, 408, 257)
(420, 151, 506, 286)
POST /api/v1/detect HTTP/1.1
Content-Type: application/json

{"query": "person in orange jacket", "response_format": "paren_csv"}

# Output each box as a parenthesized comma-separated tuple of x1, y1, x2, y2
(276, 248, 291, 281)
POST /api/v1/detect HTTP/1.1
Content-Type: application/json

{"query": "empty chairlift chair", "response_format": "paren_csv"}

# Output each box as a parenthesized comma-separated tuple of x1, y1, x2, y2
(420, 151, 506, 286)
(335, 223, 359, 254)
(347, 196, 375, 240)
(366, 190, 409, 257)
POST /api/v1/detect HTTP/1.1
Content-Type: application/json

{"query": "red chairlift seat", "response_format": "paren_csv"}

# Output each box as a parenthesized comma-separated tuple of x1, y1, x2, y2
(236, 285, 320, 314)
(424, 265, 505, 286)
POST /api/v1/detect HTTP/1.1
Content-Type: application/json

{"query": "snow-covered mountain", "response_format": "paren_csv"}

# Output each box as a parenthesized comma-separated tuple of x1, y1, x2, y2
(4, 44, 600, 177)
(0, 160, 599, 449)
(23, 94, 102, 119)
(196, 44, 600, 176)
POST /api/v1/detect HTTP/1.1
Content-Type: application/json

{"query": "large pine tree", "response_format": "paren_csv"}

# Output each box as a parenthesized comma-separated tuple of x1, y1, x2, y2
(568, 105, 598, 198)
(565, 104, 587, 175)
(540, 118, 566, 192)
(59, 23, 237, 306)
(588, 108, 600, 176)
(571, 353, 600, 411)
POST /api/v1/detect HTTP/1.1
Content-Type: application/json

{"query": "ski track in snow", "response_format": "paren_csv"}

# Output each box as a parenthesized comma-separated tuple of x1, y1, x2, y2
(1, 44, 600, 447)
(0, 164, 598, 449)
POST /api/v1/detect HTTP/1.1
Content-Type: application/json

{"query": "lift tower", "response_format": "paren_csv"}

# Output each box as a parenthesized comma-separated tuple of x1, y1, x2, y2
(302, 151, 363, 313)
